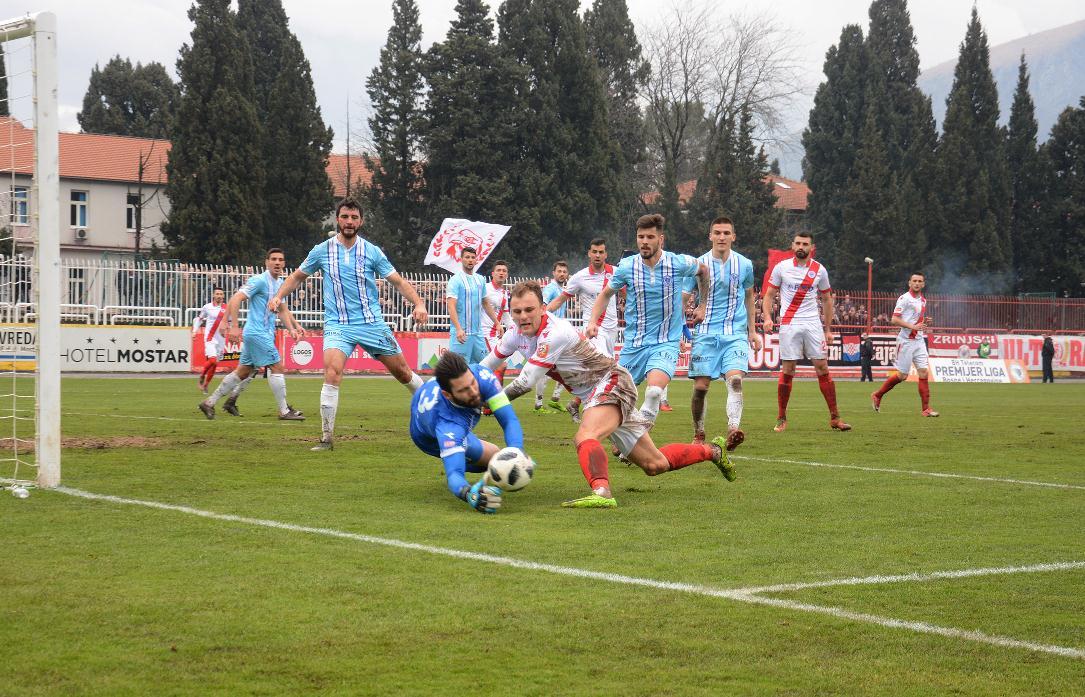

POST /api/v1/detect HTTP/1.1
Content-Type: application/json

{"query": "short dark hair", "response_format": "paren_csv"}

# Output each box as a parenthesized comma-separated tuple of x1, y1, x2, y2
(461, 246, 477, 256)
(266, 247, 284, 259)
(336, 198, 363, 217)
(909, 272, 925, 279)
(553, 260, 568, 270)
(636, 214, 665, 232)
(434, 352, 470, 393)
(492, 259, 509, 270)
(212, 286, 224, 293)
(510, 280, 544, 305)
(794, 232, 813, 242)
(710, 216, 734, 230)
(589, 237, 607, 248)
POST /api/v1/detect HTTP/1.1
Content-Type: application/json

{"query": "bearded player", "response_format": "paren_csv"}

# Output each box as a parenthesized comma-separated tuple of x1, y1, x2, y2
(192, 286, 227, 394)
(871, 273, 939, 416)
(483, 281, 734, 509)
(762, 232, 851, 432)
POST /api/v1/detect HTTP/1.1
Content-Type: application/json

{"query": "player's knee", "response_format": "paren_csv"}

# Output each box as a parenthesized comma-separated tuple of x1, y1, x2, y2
(640, 454, 670, 476)
(726, 375, 742, 392)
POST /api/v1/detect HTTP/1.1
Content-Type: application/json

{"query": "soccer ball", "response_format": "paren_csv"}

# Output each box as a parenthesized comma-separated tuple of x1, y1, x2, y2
(486, 447, 535, 492)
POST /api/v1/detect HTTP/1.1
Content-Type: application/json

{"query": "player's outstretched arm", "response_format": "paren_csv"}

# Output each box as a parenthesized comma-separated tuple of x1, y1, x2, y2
(545, 293, 570, 314)
(503, 362, 549, 401)
(270, 269, 310, 312)
(224, 290, 247, 344)
(586, 286, 616, 338)
(386, 272, 428, 328)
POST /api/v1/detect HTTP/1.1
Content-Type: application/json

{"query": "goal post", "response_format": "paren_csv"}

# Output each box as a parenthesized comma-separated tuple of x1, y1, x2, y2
(1, 11, 60, 489)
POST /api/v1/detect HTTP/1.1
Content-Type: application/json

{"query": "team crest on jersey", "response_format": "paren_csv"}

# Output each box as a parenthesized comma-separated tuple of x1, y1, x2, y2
(537, 343, 549, 358)
(807, 270, 816, 279)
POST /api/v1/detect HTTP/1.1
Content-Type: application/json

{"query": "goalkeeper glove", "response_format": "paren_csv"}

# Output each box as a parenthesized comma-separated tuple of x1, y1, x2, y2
(464, 479, 503, 514)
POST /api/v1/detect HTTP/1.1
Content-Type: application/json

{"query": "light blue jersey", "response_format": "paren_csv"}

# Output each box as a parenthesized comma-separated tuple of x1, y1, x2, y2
(300, 237, 396, 327)
(239, 271, 284, 339)
(610, 251, 700, 349)
(683, 251, 754, 336)
(543, 280, 566, 318)
(446, 271, 488, 336)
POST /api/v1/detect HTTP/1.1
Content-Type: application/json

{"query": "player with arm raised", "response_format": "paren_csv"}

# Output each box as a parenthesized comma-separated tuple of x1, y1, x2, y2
(762, 232, 851, 432)
(193, 286, 227, 394)
(682, 217, 761, 448)
(871, 272, 939, 416)
(484, 282, 734, 509)
(410, 352, 525, 514)
(199, 248, 305, 421)
(535, 259, 569, 414)
(270, 198, 429, 451)
(585, 215, 709, 421)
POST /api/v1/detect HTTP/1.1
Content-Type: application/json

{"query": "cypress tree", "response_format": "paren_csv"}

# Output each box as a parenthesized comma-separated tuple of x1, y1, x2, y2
(77, 57, 178, 138)
(933, 7, 1012, 288)
(1005, 54, 1044, 292)
(365, 0, 428, 267)
(238, 0, 334, 263)
(1037, 99, 1085, 296)
(0, 45, 8, 117)
(163, 0, 264, 264)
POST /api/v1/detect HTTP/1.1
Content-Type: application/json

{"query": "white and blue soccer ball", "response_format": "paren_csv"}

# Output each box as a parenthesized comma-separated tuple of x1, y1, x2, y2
(486, 447, 535, 492)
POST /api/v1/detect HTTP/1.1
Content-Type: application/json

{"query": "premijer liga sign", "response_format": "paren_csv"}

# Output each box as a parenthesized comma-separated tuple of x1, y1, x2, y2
(0, 325, 191, 372)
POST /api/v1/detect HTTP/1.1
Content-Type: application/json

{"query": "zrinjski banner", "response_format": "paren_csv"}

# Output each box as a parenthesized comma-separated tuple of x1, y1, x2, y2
(424, 218, 511, 274)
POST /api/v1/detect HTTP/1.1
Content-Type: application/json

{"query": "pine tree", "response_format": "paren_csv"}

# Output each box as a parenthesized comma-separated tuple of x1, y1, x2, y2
(1037, 99, 1085, 296)
(933, 8, 1012, 289)
(365, 0, 428, 267)
(1005, 54, 1044, 292)
(0, 45, 8, 117)
(77, 57, 178, 138)
(769, 158, 781, 176)
(238, 0, 333, 264)
(162, 0, 264, 264)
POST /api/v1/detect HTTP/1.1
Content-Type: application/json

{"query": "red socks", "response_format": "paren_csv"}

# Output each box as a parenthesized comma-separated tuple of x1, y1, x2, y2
(576, 439, 610, 491)
(201, 359, 217, 386)
(918, 378, 930, 409)
(817, 373, 839, 419)
(777, 373, 793, 419)
(875, 374, 903, 397)
(495, 367, 506, 384)
(659, 443, 713, 471)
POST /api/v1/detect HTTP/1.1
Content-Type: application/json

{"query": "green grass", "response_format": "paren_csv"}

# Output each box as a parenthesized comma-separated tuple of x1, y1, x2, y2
(2, 376, 1084, 695)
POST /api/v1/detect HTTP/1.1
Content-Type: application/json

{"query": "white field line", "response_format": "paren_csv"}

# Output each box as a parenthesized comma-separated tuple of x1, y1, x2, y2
(732, 455, 1085, 491)
(51, 486, 1085, 661)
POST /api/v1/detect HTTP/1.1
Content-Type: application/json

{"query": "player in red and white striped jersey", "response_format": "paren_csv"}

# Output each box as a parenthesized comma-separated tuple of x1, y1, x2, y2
(762, 232, 851, 432)
(192, 287, 227, 394)
(480, 260, 512, 385)
(871, 273, 939, 416)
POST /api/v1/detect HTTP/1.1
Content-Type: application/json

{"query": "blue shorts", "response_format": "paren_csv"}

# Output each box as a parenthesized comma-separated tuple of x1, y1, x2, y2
(239, 331, 280, 367)
(618, 340, 680, 385)
(411, 430, 486, 471)
(324, 323, 401, 358)
(689, 333, 750, 378)
(448, 333, 488, 363)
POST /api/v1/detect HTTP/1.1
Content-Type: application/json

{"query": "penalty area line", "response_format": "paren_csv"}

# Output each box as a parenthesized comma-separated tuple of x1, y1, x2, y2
(732, 455, 1085, 491)
(51, 486, 1085, 661)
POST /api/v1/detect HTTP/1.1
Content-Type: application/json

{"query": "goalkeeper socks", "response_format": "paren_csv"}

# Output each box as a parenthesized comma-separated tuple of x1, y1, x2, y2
(405, 373, 424, 393)
(875, 373, 903, 397)
(320, 383, 339, 441)
(660, 443, 713, 471)
(725, 375, 743, 430)
(817, 373, 839, 419)
(268, 373, 288, 414)
(918, 378, 930, 410)
(575, 439, 611, 492)
(641, 385, 664, 419)
(691, 387, 708, 434)
(777, 373, 793, 419)
(206, 372, 240, 405)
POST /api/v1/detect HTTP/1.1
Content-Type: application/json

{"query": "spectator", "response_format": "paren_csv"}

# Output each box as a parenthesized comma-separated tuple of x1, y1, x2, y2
(860, 334, 874, 382)
(1042, 334, 1055, 383)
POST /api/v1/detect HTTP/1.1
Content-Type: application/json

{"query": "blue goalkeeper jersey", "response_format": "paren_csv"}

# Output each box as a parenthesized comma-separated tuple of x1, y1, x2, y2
(610, 251, 700, 348)
(543, 280, 566, 318)
(239, 271, 283, 339)
(300, 237, 396, 327)
(409, 364, 523, 458)
(683, 250, 754, 335)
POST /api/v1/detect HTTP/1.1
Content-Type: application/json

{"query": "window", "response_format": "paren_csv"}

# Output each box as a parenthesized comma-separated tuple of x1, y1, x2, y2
(70, 190, 88, 227)
(126, 193, 140, 231)
(11, 186, 29, 225)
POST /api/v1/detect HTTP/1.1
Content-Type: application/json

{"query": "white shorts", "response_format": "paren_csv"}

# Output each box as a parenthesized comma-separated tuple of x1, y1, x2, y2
(590, 327, 618, 358)
(581, 366, 653, 458)
(895, 338, 929, 372)
(204, 338, 226, 361)
(779, 323, 826, 361)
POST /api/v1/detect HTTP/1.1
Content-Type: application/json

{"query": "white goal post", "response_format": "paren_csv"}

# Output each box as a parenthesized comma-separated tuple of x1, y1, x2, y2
(1, 12, 60, 489)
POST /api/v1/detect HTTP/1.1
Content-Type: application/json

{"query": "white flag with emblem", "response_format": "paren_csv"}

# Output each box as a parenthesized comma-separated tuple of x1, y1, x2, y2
(424, 218, 511, 274)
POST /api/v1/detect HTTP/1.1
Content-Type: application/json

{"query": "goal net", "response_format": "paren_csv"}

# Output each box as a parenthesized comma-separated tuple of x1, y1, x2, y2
(1, 12, 60, 492)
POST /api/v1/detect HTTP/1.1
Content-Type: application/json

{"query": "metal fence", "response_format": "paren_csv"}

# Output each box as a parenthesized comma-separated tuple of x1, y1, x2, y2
(0, 256, 1082, 333)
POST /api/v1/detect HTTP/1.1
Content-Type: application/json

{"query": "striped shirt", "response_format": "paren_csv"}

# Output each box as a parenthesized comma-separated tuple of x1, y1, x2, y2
(238, 271, 284, 338)
(767, 257, 831, 326)
(446, 270, 488, 335)
(684, 250, 754, 336)
(610, 251, 700, 348)
(301, 237, 395, 327)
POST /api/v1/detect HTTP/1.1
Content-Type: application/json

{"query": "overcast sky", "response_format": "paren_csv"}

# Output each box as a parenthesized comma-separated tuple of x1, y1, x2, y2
(4, 0, 1083, 170)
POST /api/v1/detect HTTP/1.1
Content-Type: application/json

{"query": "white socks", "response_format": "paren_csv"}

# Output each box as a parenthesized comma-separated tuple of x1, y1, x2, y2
(552, 384, 563, 401)
(268, 373, 288, 414)
(661, 385, 669, 403)
(320, 383, 339, 441)
(207, 372, 240, 405)
(229, 375, 254, 399)
(726, 375, 743, 430)
(534, 380, 546, 407)
(406, 373, 424, 393)
(641, 385, 664, 420)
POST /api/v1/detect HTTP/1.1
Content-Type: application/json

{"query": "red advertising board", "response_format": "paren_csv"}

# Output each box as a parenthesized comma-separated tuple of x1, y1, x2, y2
(280, 332, 419, 373)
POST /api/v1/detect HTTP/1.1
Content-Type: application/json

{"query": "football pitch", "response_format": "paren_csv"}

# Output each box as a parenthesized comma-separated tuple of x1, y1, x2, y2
(2, 376, 1084, 695)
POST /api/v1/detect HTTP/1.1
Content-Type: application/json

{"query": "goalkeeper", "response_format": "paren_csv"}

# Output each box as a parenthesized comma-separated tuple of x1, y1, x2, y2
(410, 352, 526, 514)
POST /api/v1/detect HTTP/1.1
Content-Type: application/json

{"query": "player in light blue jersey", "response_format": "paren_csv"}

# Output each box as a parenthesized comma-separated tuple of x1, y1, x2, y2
(410, 352, 526, 514)
(587, 214, 709, 420)
(681, 217, 761, 452)
(271, 198, 430, 451)
(199, 248, 306, 421)
(446, 247, 500, 363)
(535, 259, 569, 414)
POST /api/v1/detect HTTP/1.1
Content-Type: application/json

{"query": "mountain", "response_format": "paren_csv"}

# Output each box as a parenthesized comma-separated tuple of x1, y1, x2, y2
(919, 18, 1085, 137)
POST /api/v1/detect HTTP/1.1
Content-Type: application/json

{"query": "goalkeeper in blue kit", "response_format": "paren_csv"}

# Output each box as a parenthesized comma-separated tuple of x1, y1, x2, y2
(410, 352, 526, 513)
